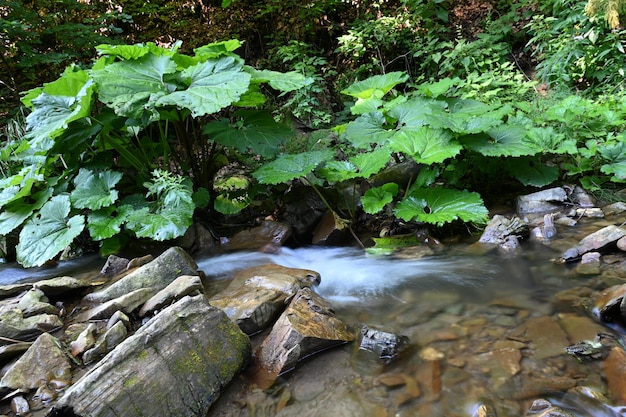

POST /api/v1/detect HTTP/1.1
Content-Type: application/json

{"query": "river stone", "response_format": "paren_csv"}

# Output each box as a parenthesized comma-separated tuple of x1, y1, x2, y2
(34, 276, 97, 296)
(561, 225, 626, 262)
(49, 295, 250, 417)
(312, 210, 349, 245)
(70, 323, 97, 357)
(254, 287, 354, 385)
(604, 202, 626, 217)
(575, 251, 602, 275)
(222, 220, 292, 252)
(516, 187, 568, 215)
(83, 321, 128, 365)
(601, 346, 626, 404)
(0, 309, 63, 345)
(358, 326, 409, 364)
(591, 283, 626, 327)
(11, 396, 29, 416)
(16, 288, 58, 317)
(85, 288, 154, 320)
(0, 333, 71, 394)
(515, 316, 570, 359)
(100, 255, 129, 276)
(84, 247, 197, 303)
(210, 264, 321, 334)
(138, 274, 203, 317)
(479, 215, 529, 245)
(0, 342, 31, 364)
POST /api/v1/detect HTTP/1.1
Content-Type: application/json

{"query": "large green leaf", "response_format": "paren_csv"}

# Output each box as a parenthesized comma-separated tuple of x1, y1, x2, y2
(125, 207, 192, 241)
(93, 53, 178, 120)
(0, 188, 53, 235)
(253, 151, 334, 184)
(387, 97, 444, 129)
(96, 43, 152, 60)
(525, 126, 577, 155)
(389, 127, 462, 164)
(155, 56, 251, 117)
(461, 125, 538, 157)
(87, 206, 126, 240)
(344, 112, 394, 149)
(362, 183, 398, 214)
(70, 169, 123, 210)
(505, 157, 559, 187)
(194, 39, 243, 59)
(351, 148, 391, 178)
(341, 72, 409, 99)
(205, 110, 293, 158)
(318, 161, 361, 183)
(16, 195, 85, 267)
(601, 162, 626, 181)
(23, 71, 94, 150)
(394, 188, 488, 226)
(0, 165, 44, 209)
(247, 68, 313, 92)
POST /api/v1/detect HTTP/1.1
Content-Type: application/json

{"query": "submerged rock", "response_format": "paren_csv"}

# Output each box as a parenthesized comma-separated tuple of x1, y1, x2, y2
(358, 326, 409, 364)
(49, 295, 250, 417)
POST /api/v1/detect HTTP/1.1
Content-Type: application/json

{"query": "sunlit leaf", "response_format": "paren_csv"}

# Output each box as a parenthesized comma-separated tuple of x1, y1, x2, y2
(87, 206, 126, 240)
(247, 68, 313, 92)
(344, 112, 394, 149)
(362, 183, 398, 214)
(16, 195, 85, 267)
(253, 151, 334, 184)
(389, 126, 462, 164)
(394, 188, 488, 226)
(71, 169, 123, 210)
(341, 72, 409, 99)
(0, 188, 53, 235)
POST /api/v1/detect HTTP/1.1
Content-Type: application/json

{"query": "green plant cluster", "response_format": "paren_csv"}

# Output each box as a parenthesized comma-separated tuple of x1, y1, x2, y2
(0, 40, 310, 266)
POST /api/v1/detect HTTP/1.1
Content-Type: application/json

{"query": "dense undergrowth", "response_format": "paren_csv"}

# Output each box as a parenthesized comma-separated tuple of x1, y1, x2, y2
(1, 0, 626, 266)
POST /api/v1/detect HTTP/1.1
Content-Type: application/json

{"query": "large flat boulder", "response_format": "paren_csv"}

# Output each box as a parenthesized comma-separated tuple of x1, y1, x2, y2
(48, 294, 250, 417)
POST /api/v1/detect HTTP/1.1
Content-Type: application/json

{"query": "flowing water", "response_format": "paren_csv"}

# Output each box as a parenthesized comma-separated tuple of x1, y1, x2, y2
(200, 245, 626, 417)
(0, 241, 620, 416)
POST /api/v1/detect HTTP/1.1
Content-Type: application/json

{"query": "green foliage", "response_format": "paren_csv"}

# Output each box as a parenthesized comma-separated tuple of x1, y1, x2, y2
(527, 0, 626, 93)
(3, 40, 310, 266)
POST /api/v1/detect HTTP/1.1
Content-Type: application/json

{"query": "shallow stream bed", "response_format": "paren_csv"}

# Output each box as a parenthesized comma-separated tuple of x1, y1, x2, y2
(200, 243, 625, 417)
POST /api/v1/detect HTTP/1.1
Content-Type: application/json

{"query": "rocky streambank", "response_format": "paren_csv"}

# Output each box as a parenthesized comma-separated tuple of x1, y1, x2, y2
(2, 186, 626, 416)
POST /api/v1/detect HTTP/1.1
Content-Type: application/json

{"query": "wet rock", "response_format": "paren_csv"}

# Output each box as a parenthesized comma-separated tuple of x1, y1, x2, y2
(85, 288, 154, 320)
(525, 399, 575, 417)
(126, 254, 153, 270)
(49, 295, 250, 417)
(82, 321, 128, 365)
(575, 252, 601, 275)
(604, 202, 626, 217)
(0, 342, 31, 364)
(478, 215, 529, 247)
(0, 283, 32, 299)
(311, 210, 349, 245)
(0, 309, 63, 345)
(568, 207, 604, 218)
(254, 288, 354, 386)
(281, 187, 327, 240)
(222, 220, 292, 252)
(617, 236, 626, 252)
(592, 283, 626, 327)
(561, 225, 626, 262)
(556, 314, 609, 343)
(516, 187, 568, 215)
(11, 396, 29, 416)
(69, 323, 97, 357)
(99, 255, 129, 276)
(35, 276, 96, 297)
(85, 247, 197, 303)
(210, 264, 321, 334)
(107, 310, 131, 331)
(515, 316, 570, 359)
(601, 346, 626, 404)
(358, 326, 409, 363)
(17, 288, 58, 317)
(531, 213, 557, 242)
(505, 375, 577, 400)
(174, 222, 216, 256)
(0, 333, 71, 394)
(139, 275, 203, 317)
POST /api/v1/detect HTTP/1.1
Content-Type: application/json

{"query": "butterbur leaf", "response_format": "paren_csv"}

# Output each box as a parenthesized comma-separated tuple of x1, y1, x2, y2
(525, 126, 577, 155)
(601, 162, 626, 181)
(87, 206, 126, 240)
(362, 183, 398, 214)
(205, 110, 292, 158)
(341, 72, 409, 99)
(194, 40, 243, 59)
(214, 193, 250, 214)
(394, 188, 488, 226)
(155, 56, 251, 117)
(16, 195, 85, 268)
(461, 125, 538, 157)
(505, 157, 559, 187)
(389, 126, 462, 164)
(0, 188, 53, 235)
(71, 169, 123, 210)
(344, 112, 394, 149)
(351, 148, 390, 178)
(96, 44, 151, 60)
(248, 68, 313, 92)
(126, 208, 192, 241)
(253, 150, 334, 184)
(318, 161, 360, 183)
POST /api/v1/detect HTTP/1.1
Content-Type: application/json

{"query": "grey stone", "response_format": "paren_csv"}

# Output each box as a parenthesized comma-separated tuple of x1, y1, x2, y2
(83, 321, 128, 365)
(561, 225, 626, 262)
(49, 295, 250, 417)
(84, 247, 197, 303)
(86, 288, 154, 320)
(0, 310, 63, 345)
(0, 333, 71, 393)
(139, 275, 203, 317)
(516, 187, 568, 215)
(99, 255, 129, 277)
